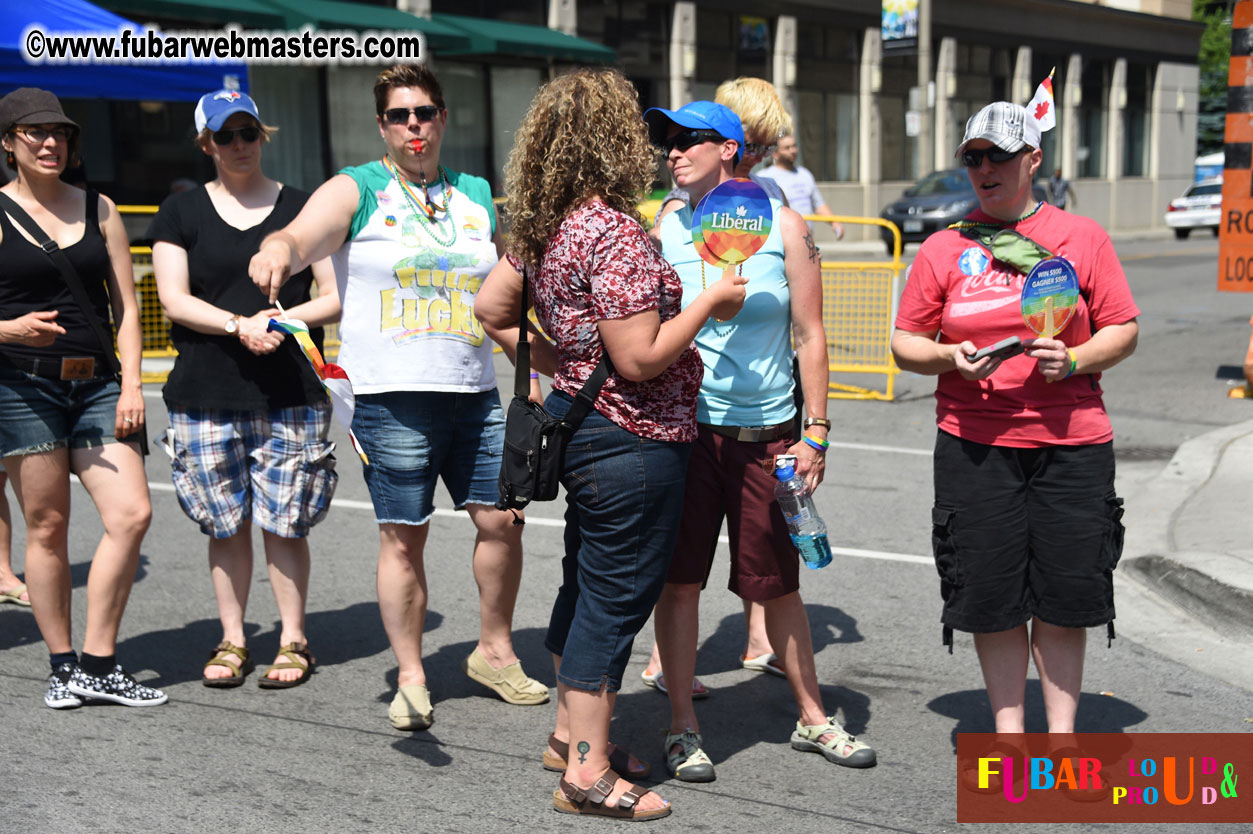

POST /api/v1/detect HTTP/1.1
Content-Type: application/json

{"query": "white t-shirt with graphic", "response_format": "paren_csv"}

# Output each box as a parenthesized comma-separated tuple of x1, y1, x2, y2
(333, 161, 498, 394)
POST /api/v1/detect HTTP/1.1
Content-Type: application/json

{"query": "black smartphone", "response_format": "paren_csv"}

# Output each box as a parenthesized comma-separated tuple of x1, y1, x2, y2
(966, 336, 1024, 363)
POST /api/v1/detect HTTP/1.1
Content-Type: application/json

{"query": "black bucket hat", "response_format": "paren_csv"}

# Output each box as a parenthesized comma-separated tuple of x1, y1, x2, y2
(0, 87, 79, 135)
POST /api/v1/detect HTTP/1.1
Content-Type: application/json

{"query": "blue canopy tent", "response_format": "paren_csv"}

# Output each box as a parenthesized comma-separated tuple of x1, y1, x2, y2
(0, 0, 247, 101)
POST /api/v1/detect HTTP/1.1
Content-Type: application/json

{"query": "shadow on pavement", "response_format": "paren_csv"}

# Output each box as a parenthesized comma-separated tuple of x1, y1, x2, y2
(929, 684, 1150, 750)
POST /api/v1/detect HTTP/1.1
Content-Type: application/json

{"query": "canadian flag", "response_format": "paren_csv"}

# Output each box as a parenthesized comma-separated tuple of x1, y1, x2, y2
(1027, 68, 1056, 133)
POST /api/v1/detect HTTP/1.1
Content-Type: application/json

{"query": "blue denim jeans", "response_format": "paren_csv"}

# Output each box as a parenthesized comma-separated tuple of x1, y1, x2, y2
(543, 391, 692, 692)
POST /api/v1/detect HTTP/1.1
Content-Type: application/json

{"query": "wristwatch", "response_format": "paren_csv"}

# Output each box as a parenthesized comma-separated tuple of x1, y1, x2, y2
(803, 417, 831, 430)
(223, 315, 241, 336)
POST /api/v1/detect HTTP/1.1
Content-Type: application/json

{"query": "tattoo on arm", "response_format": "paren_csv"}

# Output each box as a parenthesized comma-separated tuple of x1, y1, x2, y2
(804, 231, 820, 263)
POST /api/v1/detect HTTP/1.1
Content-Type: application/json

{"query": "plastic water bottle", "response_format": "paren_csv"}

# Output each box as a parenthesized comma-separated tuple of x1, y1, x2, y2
(772, 455, 832, 570)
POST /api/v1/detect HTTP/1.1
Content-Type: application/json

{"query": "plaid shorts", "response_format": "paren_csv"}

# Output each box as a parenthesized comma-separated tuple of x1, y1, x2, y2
(164, 402, 337, 539)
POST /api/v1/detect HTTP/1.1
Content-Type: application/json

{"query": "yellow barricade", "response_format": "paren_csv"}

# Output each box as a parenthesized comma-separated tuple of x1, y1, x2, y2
(807, 215, 904, 401)
(121, 205, 340, 384)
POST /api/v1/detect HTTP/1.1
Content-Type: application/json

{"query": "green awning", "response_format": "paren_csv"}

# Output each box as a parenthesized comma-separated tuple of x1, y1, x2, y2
(100, 0, 473, 52)
(433, 14, 615, 63)
(101, 0, 287, 28)
(264, 0, 472, 52)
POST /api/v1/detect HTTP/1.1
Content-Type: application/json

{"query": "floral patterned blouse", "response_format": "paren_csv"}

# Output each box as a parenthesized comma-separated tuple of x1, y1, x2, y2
(510, 201, 702, 442)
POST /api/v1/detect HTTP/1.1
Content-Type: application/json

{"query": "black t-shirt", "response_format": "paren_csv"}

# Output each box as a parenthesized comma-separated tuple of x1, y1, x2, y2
(147, 186, 327, 410)
(0, 190, 113, 364)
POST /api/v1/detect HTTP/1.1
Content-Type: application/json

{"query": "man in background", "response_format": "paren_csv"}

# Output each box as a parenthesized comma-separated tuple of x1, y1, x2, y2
(1047, 167, 1075, 210)
(760, 134, 843, 240)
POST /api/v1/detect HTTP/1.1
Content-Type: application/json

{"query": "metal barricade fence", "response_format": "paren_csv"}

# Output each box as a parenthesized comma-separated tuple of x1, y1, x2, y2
(807, 214, 905, 401)
(121, 205, 340, 384)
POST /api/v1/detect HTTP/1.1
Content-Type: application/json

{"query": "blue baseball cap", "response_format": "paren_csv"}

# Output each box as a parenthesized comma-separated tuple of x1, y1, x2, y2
(644, 100, 744, 165)
(194, 89, 260, 133)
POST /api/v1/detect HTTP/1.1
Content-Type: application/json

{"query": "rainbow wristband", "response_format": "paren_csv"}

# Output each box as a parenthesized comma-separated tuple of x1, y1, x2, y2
(802, 434, 829, 452)
(1064, 350, 1077, 379)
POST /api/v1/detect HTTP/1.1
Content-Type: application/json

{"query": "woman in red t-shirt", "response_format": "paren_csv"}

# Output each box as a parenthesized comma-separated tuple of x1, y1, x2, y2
(476, 69, 745, 821)
(891, 101, 1139, 743)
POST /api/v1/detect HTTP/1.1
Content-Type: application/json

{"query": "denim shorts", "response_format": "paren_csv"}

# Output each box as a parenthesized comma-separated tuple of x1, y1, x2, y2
(0, 365, 128, 458)
(931, 429, 1125, 637)
(352, 389, 505, 525)
(165, 403, 337, 539)
(543, 391, 692, 693)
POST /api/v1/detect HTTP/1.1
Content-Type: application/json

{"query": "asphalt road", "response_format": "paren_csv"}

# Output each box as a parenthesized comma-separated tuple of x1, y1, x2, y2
(2, 234, 1250, 834)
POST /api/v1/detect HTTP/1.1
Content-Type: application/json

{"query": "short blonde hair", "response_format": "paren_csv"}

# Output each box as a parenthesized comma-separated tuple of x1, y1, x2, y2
(714, 77, 792, 144)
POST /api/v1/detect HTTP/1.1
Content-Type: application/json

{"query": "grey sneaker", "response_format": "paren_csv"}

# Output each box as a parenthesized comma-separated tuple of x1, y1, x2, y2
(67, 664, 168, 707)
(44, 662, 83, 709)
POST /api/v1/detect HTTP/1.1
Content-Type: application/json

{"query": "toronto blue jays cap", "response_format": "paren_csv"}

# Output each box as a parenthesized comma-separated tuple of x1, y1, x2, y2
(644, 100, 744, 165)
(194, 89, 260, 133)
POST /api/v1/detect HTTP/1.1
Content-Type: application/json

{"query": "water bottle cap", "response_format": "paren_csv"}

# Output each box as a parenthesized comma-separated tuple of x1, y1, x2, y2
(774, 454, 798, 481)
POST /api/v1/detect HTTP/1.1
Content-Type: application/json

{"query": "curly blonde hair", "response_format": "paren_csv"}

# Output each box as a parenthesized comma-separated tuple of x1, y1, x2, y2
(503, 69, 656, 269)
(715, 77, 792, 144)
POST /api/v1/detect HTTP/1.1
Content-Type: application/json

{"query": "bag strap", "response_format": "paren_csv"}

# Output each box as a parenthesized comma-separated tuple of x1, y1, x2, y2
(0, 191, 122, 377)
(514, 264, 612, 430)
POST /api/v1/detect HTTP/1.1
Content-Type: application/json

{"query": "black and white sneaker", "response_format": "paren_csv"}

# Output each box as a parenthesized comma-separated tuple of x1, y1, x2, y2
(67, 664, 168, 707)
(44, 662, 83, 709)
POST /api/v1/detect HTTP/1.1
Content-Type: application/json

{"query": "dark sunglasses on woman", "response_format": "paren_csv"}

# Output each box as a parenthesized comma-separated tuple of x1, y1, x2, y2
(381, 106, 442, 125)
(961, 146, 1025, 168)
(212, 126, 261, 145)
(658, 128, 727, 156)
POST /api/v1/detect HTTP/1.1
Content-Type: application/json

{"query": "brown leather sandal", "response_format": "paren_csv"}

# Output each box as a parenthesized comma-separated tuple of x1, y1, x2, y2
(553, 770, 671, 820)
(258, 642, 315, 689)
(203, 641, 253, 688)
(542, 734, 651, 779)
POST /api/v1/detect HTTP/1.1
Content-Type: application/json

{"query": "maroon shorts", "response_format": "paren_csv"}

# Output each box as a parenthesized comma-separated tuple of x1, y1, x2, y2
(667, 424, 800, 601)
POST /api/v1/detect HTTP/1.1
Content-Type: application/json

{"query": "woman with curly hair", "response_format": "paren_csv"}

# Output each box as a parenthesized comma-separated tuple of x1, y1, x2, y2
(475, 69, 746, 820)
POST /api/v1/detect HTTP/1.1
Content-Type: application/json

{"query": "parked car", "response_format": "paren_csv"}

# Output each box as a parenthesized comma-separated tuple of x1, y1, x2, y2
(1164, 179, 1222, 239)
(880, 169, 1048, 255)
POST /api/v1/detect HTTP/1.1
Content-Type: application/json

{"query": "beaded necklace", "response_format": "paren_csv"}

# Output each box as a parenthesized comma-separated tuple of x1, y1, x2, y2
(382, 154, 456, 248)
(948, 200, 1044, 232)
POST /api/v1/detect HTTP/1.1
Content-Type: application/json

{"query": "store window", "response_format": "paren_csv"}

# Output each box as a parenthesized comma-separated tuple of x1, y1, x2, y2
(1122, 63, 1150, 177)
(1077, 61, 1107, 178)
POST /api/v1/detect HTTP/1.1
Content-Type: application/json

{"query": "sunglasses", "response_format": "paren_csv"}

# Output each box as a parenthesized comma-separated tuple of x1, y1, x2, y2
(381, 106, 443, 125)
(961, 146, 1025, 167)
(14, 126, 74, 144)
(212, 126, 261, 145)
(659, 128, 727, 156)
(744, 140, 777, 157)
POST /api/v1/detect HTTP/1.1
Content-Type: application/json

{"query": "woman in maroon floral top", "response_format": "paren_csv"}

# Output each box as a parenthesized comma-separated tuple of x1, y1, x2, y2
(476, 69, 745, 821)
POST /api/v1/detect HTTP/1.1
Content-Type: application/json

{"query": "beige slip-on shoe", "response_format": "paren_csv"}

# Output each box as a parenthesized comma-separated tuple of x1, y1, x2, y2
(463, 647, 550, 705)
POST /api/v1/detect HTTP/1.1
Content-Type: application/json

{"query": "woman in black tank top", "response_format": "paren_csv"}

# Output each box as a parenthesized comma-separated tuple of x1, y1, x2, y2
(0, 87, 164, 708)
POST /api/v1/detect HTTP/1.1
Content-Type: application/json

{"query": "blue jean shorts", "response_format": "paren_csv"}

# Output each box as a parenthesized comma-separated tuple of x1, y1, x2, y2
(165, 402, 337, 539)
(352, 389, 505, 525)
(0, 365, 127, 458)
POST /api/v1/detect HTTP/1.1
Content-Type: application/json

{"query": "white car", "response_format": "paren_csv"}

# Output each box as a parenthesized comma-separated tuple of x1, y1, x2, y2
(1165, 179, 1222, 239)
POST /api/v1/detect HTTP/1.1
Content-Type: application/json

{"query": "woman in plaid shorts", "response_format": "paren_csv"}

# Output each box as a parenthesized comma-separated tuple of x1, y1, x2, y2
(151, 90, 341, 689)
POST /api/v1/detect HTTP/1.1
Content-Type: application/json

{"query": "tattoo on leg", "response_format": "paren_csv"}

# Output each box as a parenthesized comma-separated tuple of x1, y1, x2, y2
(804, 231, 820, 263)
(576, 740, 590, 764)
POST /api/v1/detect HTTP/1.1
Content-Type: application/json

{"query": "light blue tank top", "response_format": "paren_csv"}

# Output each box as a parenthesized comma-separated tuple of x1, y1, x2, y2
(659, 197, 794, 426)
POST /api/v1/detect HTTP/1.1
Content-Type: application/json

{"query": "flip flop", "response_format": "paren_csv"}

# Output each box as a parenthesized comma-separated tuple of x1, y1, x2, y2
(741, 652, 786, 677)
(641, 668, 710, 699)
(0, 583, 31, 607)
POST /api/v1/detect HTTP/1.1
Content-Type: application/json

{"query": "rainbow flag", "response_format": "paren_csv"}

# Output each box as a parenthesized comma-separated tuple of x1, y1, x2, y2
(268, 317, 368, 463)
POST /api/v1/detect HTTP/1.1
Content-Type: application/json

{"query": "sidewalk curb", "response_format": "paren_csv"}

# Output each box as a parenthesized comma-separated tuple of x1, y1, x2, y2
(1119, 419, 1253, 636)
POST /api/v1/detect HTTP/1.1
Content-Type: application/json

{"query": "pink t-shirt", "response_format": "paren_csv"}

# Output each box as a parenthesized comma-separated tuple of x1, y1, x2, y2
(895, 204, 1140, 447)
(510, 202, 702, 443)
